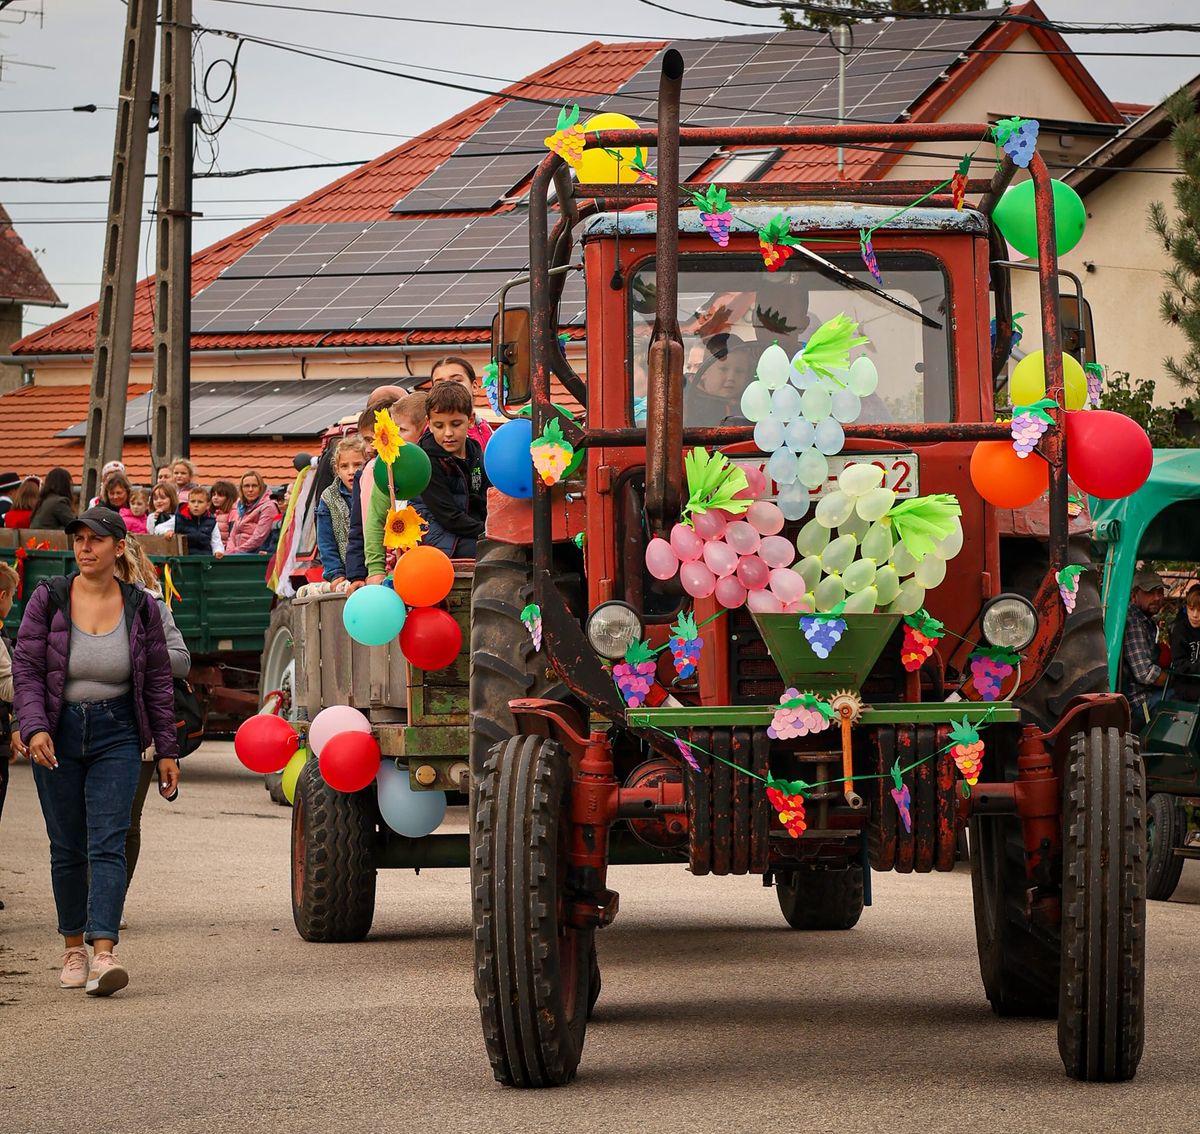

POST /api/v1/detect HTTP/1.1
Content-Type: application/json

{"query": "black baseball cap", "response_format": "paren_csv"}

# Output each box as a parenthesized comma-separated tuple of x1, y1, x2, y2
(66, 506, 127, 541)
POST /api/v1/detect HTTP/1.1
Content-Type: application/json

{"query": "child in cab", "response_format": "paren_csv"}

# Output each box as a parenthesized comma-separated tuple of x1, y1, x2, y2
(176, 485, 225, 556)
(316, 437, 365, 588)
(121, 487, 150, 535)
(392, 391, 428, 443)
(149, 482, 178, 535)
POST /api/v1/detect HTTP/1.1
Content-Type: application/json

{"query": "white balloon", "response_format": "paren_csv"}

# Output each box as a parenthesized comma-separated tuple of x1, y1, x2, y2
(789, 352, 816, 388)
(831, 388, 862, 424)
(861, 520, 893, 562)
(770, 384, 802, 423)
(874, 564, 901, 605)
(933, 517, 964, 560)
(814, 574, 846, 611)
(777, 481, 811, 521)
(888, 578, 926, 616)
(843, 558, 877, 593)
(843, 586, 878, 614)
(784, 417, 815, 451)
(819, 534, 857, 574)
(796, 447, 830, 490)
(838, 511, 869, 542)
(855, 485, 896, 522)
(814, 417, 846, 456)
(754, 416, 786, 453)
(740, 380, 773, 422)
(796, 517, 831, 556)
(766, 445, 799, 486)
(815, 490, 854, 528)
(848, 355, 879, 397)
(757, 342, 791, 390)
(795, 556, 823, 590)
(890, 541, 920, 576)
(914, 554, 947, 589)
(838, 461, 884, 497)
(800, 384, 833, 423)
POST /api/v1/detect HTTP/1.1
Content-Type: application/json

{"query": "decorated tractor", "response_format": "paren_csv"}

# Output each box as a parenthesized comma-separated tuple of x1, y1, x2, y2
(464, 53, 1153, 1087)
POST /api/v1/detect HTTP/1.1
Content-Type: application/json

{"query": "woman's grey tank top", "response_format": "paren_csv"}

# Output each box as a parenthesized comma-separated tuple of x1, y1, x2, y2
(64, 619, 132, 703)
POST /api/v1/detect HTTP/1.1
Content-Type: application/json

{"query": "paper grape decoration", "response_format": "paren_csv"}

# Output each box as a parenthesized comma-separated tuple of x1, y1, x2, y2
(801, 607, 846, 659)
(889, 759, 913, 834)
(531, 419, 575, 486)
(766, 777, 809, 839)
(949, 717, 985, 787)
(758, 214, 799, 271)
(674, 737, 701, 773)
(1057, 565, 1085, 613)
(520, 602, 542, 650)
(544, 104, 584, 168)
(613, 640, 657, 708)
(1010, 399, 1055, 458)
(692, 184, 732, 247)
(968, 646, 1019, 702)
(901, 609, 945, 672)
(668, 611, 702, 678)
(992, 116, 1039, 169)
(767, 689, 833, 740)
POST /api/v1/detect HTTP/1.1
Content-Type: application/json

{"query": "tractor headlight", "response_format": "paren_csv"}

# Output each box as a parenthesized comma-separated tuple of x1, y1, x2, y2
(981, 594, 1038, 651)
(586, 601, 643, 660)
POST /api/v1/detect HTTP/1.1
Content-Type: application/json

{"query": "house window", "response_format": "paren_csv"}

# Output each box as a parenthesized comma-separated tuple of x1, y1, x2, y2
(707, 148, 781, 183)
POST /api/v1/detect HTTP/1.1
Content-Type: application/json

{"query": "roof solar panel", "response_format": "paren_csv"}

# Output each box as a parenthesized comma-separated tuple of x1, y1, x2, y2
(391, 150, 542, 213)
(222, 222, 370, 279)
(319, 216, 472, 275)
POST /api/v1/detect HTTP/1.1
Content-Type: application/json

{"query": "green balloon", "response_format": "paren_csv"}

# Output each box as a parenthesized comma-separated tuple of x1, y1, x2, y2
(993, 179, 1087, 259)
(373, 441, 432, 499)
(281, 747, 309, 805)
(517, 403, 585, 479)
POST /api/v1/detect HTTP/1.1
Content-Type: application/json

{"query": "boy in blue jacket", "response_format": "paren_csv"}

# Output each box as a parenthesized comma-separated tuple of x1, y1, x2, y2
(315, 437, 365, 587)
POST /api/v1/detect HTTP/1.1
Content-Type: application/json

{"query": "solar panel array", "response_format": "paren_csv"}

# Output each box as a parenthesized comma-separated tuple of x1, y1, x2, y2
(192, 18, 985, 336)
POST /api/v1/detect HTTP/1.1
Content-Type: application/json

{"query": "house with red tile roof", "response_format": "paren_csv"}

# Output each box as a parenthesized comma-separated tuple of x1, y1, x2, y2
(2, 1, 1127, 485)
(0, 205, 63, 394)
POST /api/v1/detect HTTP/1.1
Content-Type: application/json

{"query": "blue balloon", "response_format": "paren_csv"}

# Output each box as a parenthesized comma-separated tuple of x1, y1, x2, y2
(342, 584, 406, 647)
(376, 759, 446, 838)
(483, 417, 534, 499)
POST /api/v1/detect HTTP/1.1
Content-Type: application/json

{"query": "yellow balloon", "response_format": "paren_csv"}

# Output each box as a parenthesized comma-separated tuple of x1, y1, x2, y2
(1009, 350, 1087, 411)
(577, 113, 641, 185)
(281, 747, 309, 805)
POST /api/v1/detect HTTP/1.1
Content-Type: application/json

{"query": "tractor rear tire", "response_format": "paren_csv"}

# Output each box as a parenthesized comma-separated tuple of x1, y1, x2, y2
(472, 735, 592, 1087)
(1146, 792, 1185, 902)
(1058, 727, 1145, 1082)
(291, 759, 377, 942)
(775, 864, 864, 930)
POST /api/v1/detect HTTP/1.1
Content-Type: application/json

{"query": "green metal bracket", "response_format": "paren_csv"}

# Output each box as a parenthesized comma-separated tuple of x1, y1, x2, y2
(626, 701, 1020, 729)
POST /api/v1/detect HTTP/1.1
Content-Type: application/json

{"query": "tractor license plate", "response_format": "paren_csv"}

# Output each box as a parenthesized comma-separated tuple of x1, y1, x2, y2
(737, 452, 919, 502)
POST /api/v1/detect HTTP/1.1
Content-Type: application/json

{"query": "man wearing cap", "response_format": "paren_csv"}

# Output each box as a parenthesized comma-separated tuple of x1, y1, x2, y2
(1123, 568, 1169, 725)
(0, 471, 22, 518)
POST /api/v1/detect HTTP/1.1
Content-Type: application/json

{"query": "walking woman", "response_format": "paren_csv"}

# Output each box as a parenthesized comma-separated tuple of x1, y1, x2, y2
(13, 507, 180, 996)
(225, 470, 279, 554)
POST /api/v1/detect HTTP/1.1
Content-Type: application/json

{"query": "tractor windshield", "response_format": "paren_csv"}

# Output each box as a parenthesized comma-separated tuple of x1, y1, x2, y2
(629, 253, 951, 427)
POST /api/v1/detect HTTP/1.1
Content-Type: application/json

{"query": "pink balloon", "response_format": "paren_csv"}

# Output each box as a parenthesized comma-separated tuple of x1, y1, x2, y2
(746, 589, 783, 614)
(736, 554, 770, 591)
(759, 535, 796, 569)
(768, 567, 806, 604)
(735, 465, 768, 500)
(724, 520, 761, 556)
(645, 537, 679, 581)
(680, 561, 716, 599)
(714, 575, 748, 610)
(669, 522, 704, 563)
(693, 510, 728, 541)
(746, 500, 785, 536)
(702, 538, 738, 579)
(309, 704, 371, 757)
(781, 600, 802, 614)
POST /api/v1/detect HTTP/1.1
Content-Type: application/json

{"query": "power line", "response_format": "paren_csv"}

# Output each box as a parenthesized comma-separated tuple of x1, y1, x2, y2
(0, 159, 365, 184)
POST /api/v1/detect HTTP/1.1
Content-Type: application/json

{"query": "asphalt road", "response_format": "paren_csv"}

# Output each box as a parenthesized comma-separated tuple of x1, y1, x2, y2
(1, 743, 1198, 1134)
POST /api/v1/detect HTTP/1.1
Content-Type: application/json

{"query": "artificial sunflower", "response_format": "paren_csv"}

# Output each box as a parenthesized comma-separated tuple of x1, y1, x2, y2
(384, 505, 426, 552)
(373, 407, 403, 466)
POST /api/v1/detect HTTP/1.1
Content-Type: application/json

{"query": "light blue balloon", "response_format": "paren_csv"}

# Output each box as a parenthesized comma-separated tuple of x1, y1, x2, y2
(342, 584, 407, 647)
(831, 388, 862, 424)
(770, 384, 801, 423)
(814, 417, 846, 456)
(777, 481, 811, 521)
(753, 416, 785, 453)
(376, 759, 447, 838)
(766, 444, 798, 486)
(784, 417, 815, 451)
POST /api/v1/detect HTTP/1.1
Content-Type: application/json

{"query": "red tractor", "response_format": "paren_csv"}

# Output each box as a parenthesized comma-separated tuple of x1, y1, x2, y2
(468, 52, 1143, 1087)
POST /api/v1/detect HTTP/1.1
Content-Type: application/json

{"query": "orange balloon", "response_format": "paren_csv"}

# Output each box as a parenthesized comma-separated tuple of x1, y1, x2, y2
(969, 441, 1049, 508)
(392, 545, 455, 608)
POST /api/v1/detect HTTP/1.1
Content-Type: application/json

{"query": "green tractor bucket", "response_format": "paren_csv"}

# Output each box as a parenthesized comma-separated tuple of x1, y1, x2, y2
(749, 612, 902, 694)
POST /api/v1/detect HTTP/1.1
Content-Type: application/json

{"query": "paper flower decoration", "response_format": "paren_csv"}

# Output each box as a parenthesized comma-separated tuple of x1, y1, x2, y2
(1010, 398, 1056, 458)
(767, 689, 833, 739)
(668, 610, 702, 679)
(766, 776, 809, 839)
(691, 184, 733, 246)
(544, 103, 584, 167)
(951, 154, 971, 210)
(1057, 564, 1085, 613)
(681, 446, 751, 522)
(758, 214, 799, 272)
(949, 716, 984, 787)
(1084, 362, 1103, 408)
(1067, 493, 1084, 519)
(889, 759, 913, 833)
(520, 602, 542, 651)
(531, 419, 575, 486)
(383, 505, 426, 552)
(613, 639, 657, 708)
(373, 408, 402, 466)
(968, 646, 1020, 702)
(901, 609, 945, 672)
(885, 494, 962, 561)
(993, 116, 1039, 169)
(674, 737, 701, 773)
(481, 361, 501, 415)
(801, 606, 847, 659)
(792, 313, 870, 382)
(859, 229, 882, 285)
(631, 147, 656, 183)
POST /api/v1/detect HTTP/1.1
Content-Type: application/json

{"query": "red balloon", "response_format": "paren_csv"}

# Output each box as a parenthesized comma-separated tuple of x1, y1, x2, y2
(234, 713, 298, 774)
(399, 606, 463, 671)
(1066, 410, 1152, 500)
(969, 441, 1048, 509)
(318, 730, 381, 793)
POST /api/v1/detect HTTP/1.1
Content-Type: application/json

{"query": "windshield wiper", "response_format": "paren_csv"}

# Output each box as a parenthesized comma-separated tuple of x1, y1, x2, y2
(788, 241, 943, 330)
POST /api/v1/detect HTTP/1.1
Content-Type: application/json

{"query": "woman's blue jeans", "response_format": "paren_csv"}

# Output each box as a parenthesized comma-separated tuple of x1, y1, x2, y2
(32, 696, 142, 945)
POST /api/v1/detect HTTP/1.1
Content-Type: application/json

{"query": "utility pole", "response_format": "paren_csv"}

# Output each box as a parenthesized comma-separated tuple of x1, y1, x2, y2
(152, 0, 197, 470)
(82, 0, 159, 503)
(836, 23, 848, 177)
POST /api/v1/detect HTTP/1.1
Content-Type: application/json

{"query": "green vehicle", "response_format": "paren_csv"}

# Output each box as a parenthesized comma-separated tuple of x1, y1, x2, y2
(1094, 448, 1200, 900)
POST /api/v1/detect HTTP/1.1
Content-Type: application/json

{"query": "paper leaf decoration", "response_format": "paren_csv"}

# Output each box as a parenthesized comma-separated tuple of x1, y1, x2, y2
(674, 737, 701, 773)
(766, 776, 809, 839)
(949, 716, 984, 786)
(967, 646, 1020, 701)
(613, 639, 657, 708)
(1057, 564, 1085, 613)
(520, 602, 542, 651)
(531, 418, 575, 486)
(631, 147, 656, 183)
(951, 154, 971, 210)
(758, 214, 799, 271)
(901, 609, 945, 672)
(885, 494, 962, 562)
(682, 447, 751, 521)
(767, 688, 833, 739)
(1067, 493, 1083, 519)
(889, 759, 912, 833)
(993, 116, 1039, 168)
(1010, 398, 1056, 458)
(668, 610, 702, 679)
(795, 313, 870, 381)
(691, 184, 733, 246)
(1010, 311, 1025, 351)
(481, 361, 501, 414)
(859, 229, 883, 285)
(544, 104, 585, 167)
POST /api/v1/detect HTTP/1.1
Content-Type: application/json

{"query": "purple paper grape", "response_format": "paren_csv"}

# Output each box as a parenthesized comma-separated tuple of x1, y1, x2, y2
(801, 614, 846, 659)
(1003, 120, 1040, 169)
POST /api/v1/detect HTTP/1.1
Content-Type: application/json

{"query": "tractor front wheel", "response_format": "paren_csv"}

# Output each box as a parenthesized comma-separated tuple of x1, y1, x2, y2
(1146, 792, 1185, 902)
(775, 864, 864, 930)
(1058, 727, 1146, 1082)
(472, 735, 593, 1087)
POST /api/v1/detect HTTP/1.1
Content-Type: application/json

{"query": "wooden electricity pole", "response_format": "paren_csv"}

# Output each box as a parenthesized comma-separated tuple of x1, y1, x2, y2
(82, 0, 159, 503)
(151, 0, 195, 470)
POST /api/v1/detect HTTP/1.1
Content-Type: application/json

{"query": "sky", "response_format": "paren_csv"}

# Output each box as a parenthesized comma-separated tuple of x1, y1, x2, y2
(2, 0, 1198, 337)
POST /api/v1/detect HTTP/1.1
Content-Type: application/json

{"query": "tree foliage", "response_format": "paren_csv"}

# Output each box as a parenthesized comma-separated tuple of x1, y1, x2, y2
(1149, 87, 1200, 394)
(1098, 370, 1199, 448)
(780, 0, 989, 31)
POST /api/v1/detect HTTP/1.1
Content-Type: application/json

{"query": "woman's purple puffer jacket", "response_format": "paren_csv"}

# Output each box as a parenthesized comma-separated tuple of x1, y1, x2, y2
(13, 576, 180, 761)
